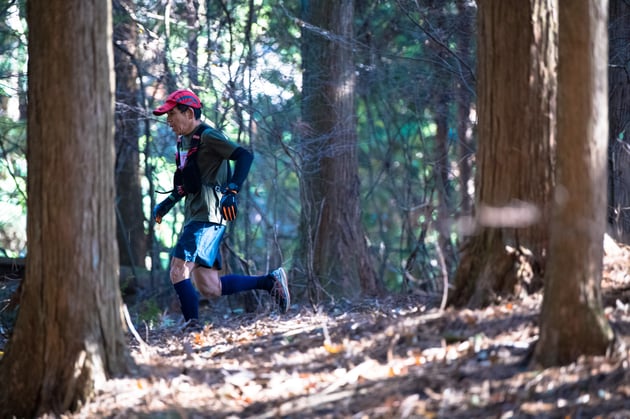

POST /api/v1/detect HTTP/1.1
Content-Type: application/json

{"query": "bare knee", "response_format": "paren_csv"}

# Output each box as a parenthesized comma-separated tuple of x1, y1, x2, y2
(192, 266, 221, 297)
(170, 258, 191, 284)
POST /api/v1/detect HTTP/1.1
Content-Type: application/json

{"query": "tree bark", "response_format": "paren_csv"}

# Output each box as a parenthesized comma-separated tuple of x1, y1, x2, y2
(186, 0, 200, 88)
(534, 0, 614, 367)
(0, 0, 132, 416)
(449, 0, 557, 308)
(296, 0, 381, 300)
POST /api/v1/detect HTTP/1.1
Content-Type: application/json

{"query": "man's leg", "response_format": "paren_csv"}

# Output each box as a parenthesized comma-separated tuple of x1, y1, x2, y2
(170, 257, 199, 321)
(193, 266, 290, 313)
(194, 223, 290, 312)
(191, 265, 222, 297)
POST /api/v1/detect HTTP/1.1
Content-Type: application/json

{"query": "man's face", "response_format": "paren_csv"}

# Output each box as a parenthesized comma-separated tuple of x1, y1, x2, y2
(166, 107, 194, 136)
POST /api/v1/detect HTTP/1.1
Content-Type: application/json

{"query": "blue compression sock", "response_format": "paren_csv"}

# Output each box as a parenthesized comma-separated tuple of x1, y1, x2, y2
(173, 279, 199, 321)
(220, 274, 273, 295)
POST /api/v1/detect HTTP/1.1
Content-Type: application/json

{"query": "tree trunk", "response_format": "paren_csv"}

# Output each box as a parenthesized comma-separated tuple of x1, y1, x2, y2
(186, 0, 200, 87)
(426, 2, 457, 273)
(534, 0, 614, 367)
(0, 0, 132, 416)
(114, 0, 146, 268)
(296, 0, 381, 301)
(449, 0, 557, 308)
(455, 0, 475, 216)
(607, 0, 630, 242)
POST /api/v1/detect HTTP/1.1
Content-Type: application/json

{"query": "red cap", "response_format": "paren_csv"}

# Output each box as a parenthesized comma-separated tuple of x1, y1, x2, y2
(153, 89, 202, 115)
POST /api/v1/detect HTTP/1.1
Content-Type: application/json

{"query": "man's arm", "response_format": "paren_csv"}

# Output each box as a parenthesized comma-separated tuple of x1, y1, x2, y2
(226, 147, 253, 191)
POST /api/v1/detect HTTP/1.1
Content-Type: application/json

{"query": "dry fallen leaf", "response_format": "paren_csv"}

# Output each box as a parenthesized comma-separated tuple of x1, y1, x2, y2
(323, 342, 344, 354)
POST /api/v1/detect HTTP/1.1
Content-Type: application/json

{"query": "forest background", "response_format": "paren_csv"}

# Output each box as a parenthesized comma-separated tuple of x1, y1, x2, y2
(2, 0, 629, 303)
(1, 0, 482, 305)
(1, 0, 630, 417)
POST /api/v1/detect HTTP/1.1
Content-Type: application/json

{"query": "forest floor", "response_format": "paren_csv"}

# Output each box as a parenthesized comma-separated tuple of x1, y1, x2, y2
(3, 243, 630, 418)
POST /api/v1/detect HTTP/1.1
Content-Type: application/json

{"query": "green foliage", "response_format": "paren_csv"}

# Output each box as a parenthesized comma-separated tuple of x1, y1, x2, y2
(354, 1, 476, 290)
(7, 0, 479, 296)
(115, 0, 478, 295)
(0, 117, 26, 257)
(136, 297, 162, 325)
(0, 1, 27, 93)
(0, 2, 28, 257)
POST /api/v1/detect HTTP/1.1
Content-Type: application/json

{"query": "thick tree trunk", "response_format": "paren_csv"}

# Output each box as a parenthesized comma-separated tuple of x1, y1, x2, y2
(534, 0, 614, 367)
(296, 0, 380, 300)
(607, 0, 630, 242)
(449, 0, 557, 308)
(0, 0, 132, 416)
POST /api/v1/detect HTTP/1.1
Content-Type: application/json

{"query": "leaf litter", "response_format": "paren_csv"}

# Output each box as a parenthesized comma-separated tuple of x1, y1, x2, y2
(2, 244, 630, 417)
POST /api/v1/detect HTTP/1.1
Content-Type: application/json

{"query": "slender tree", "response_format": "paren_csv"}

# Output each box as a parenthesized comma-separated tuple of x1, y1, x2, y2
(114, 0, 146, 268)
(534, 0, 614, 367)
(0, 0, 132, 416)
(186, 0, 200, 88)
(455, 0, 476, 216)
(607, 0, 630, 243)
(425, 1, 458, 274)
(449, 0, 557, 308)
(296, 0, 380, 301)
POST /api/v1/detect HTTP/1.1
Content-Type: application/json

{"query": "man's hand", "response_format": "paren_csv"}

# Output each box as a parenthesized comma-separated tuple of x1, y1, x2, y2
(153, 193, 179, 224)
(220, 187, 238, 221)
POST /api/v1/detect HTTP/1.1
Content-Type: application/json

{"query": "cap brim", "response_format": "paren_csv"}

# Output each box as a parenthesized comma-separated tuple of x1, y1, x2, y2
(153, 101, 176, 116)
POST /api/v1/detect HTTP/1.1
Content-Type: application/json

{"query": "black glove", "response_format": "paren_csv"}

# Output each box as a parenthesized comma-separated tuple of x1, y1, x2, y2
(153, 193, 180, 224)
(220, 185, 239, 221)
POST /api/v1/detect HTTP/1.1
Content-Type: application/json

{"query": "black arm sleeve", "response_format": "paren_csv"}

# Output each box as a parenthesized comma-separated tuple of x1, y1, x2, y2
(228, 147, 254, 190)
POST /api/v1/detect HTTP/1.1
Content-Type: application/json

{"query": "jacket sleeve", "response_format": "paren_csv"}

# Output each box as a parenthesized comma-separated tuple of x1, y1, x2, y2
(228, 147, 254, 190)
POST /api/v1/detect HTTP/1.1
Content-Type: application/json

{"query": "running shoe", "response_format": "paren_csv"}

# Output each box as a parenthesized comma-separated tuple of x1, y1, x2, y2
(270, 267, 290, 313)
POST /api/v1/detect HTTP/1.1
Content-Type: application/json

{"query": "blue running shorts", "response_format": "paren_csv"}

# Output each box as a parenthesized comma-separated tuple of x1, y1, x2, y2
(172, 221, 225, 269)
